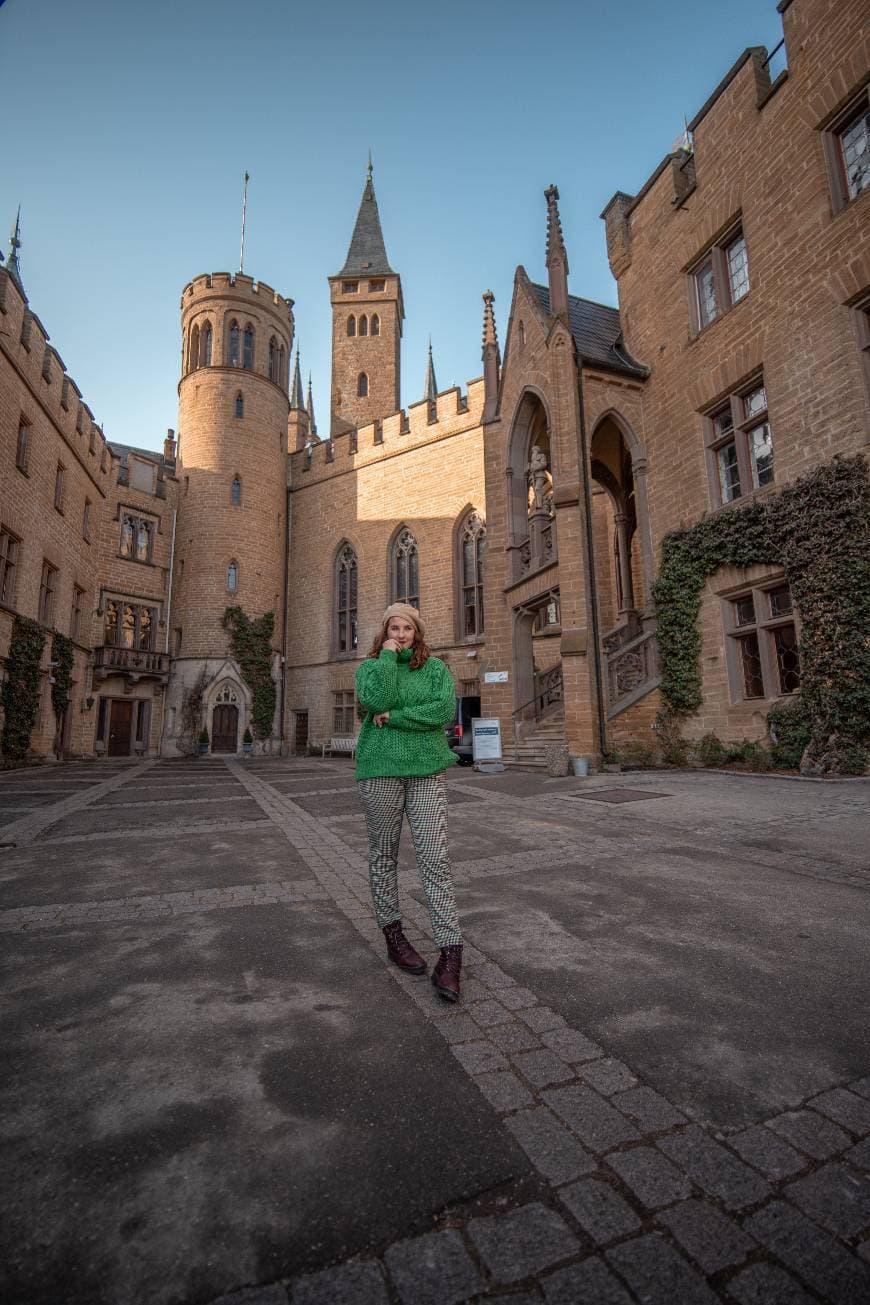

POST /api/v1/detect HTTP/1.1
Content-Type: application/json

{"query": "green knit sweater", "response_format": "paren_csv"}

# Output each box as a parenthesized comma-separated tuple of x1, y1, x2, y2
(354, 648, 457, 780)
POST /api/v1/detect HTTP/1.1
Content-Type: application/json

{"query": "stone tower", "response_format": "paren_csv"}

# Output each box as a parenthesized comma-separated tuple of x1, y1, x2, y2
(329, 164, 404, 435)
(167, 272, 294, 753)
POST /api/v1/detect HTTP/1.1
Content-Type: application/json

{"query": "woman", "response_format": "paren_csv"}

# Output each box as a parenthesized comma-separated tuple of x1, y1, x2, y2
(355, 602, 463, 1002)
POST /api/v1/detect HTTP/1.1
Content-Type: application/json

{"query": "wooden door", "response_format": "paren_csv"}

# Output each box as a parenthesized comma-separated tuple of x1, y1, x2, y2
(294, 711, 308, 753)
(108, 701, 133, 756)
(212, 704, 239, 753)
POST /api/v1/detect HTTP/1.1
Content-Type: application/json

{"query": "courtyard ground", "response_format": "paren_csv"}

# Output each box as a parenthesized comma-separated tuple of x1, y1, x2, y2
(0, 756, 868, 1305)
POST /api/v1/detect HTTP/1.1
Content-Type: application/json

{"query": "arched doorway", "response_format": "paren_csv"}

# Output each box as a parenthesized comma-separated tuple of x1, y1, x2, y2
(505, 390, 555, 583)
(589, 412, 658, 715)
(211, 683, 240, 753)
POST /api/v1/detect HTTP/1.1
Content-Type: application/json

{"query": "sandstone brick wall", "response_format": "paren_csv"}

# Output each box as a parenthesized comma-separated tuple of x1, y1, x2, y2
(284, 382, 485, 749)
(596, 0, 870, 748)
(0, 267, 114, 759)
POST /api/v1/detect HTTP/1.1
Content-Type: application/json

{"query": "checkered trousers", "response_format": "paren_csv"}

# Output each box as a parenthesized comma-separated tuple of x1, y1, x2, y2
(357, 772, 463, 947)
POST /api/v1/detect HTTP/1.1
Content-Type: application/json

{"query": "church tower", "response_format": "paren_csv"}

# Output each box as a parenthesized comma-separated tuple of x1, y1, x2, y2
(329, 164, 404, 435)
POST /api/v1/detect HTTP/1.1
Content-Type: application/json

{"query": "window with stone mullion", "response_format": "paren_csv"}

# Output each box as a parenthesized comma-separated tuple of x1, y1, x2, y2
(336, 544, 358, 654)
(705, 377, 774, 507)
(459, 512, 486, 638)
(392, 529, 419, 608)
(725, 582, 799, 702)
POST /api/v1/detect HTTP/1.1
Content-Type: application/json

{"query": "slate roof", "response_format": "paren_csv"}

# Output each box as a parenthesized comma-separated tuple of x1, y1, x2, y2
(337, 176, 395, 277)
(109, 441, 164, 468)
(530, 283, 648, 379)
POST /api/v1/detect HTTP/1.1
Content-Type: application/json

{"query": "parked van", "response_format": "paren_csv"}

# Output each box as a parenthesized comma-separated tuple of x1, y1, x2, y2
(445, 695, 481, 766)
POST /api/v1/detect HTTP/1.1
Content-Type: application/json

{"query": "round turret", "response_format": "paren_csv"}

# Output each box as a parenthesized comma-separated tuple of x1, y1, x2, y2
(175, 272, 294, 662)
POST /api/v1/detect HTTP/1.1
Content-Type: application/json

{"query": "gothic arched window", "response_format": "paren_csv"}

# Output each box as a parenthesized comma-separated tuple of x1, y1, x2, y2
(228, 320, 240, 366)
(227, 560, 238, 593)
(268, 336, 277, 382)
(335, 543, 358, 654)
(357, 372, 368, 398)
(202, 321, 212, 365)
(391, 528, 419, 609)
(347, 316, 356, 337)
(359, 315, 368, 337)
(231, 476, 242, 506)
(458, 510, 486, 638)
(189, 324, 200, 373)
(278, 346, 286, 383)
(235, 392, 244, 419)
(518, 320, 525, 350)
(243, 325, 254, 370)
(371, 313, 380, 337)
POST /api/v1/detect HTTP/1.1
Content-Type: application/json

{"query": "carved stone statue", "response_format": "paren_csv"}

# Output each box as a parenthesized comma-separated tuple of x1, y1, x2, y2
(120, 517, 133, 557)
(135, 522, 149, 561)
(527, 444, 553, 515)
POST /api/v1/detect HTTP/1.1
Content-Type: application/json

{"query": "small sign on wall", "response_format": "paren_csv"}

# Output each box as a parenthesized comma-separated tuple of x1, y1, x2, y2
(483, 671, 509, 683)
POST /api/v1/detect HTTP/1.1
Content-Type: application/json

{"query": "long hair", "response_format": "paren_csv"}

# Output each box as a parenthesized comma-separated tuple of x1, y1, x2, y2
(367, 619, 431, 671)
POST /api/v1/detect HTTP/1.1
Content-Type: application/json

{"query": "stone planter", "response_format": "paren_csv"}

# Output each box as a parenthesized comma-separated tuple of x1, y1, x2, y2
(545, 741, 570, 777)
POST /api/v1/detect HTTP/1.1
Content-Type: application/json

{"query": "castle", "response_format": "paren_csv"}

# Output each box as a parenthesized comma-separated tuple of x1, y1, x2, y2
(1, 0, 868, 771)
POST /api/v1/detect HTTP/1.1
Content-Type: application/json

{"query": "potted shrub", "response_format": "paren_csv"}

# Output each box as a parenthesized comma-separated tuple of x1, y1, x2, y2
(242, 727, 253, 756)
(198, 727, 209, 756)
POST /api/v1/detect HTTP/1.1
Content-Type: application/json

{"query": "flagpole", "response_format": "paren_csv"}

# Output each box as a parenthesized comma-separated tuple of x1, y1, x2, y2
(239, 171, 250, 274)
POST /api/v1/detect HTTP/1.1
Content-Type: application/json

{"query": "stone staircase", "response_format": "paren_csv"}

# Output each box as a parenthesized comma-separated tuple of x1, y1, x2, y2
(504, 711, 565, 772)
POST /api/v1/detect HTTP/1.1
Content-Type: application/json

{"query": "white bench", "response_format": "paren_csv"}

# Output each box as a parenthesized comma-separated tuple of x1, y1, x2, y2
(322, 736, 358, 758)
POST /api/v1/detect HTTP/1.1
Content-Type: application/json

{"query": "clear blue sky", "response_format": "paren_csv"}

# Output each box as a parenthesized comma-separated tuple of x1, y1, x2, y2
(1, 0, 785, 449)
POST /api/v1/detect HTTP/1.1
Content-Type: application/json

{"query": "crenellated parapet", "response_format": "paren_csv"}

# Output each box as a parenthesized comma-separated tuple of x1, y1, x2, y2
(291, 377, 485, 482)
(0, 265, 114, 491)
(179, 271, 295, 389)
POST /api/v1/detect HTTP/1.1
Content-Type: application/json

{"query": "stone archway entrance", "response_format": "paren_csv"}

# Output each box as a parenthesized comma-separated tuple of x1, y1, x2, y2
(211, 684, 240, 753)
(511, 588, 562, 741)
(589, 411, 659, 717)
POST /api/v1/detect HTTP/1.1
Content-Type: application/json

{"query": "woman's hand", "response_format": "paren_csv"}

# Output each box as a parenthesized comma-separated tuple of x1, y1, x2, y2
(382, 638, 401, 653)
(373, 712, 390, 727)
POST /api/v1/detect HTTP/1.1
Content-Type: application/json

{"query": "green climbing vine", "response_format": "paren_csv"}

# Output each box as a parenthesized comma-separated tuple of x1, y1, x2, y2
(50, 633, 75, 723)
(652, 454, 870, 775)
(1, 616, 46, 762)
(222, 606, 276, 739)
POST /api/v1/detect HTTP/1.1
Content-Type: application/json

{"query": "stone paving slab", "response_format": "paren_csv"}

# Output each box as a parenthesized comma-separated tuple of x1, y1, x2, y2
(1, 758, 868, 1305)
(36, 796, 266, 838)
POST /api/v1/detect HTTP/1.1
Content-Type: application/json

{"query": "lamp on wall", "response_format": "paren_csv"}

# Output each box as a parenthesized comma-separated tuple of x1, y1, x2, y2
(84, 696, 94, 710)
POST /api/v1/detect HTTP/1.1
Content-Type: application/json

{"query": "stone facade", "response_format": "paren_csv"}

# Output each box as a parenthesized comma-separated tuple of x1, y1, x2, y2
(1, 0, 867, 767)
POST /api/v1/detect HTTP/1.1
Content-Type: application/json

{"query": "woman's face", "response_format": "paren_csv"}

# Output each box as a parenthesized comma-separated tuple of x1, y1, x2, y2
(386, 617, 417, 649)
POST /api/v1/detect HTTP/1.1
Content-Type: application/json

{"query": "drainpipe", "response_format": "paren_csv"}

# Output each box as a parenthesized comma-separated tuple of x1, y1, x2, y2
(158, 506, 177, 757)
(576, 369, 607, 756)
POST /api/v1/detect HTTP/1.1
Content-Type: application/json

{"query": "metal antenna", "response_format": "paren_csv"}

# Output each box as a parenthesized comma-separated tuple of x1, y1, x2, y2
(239, 172, 250, 273)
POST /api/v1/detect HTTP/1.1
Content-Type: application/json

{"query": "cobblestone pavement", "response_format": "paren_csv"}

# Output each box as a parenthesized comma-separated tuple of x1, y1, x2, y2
(0, 758, 868, 1305)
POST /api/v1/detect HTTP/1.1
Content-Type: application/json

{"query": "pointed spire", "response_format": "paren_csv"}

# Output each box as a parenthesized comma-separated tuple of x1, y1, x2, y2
(6, 208, 23, 291)
(337, 160, 394, 277)
(544, 185, 569, 317)
(306, 371, 317, 437)
(482, 291, 500, 424)
(290, 346, 304, 410)
(424, 338, 438, 408)
(482, 290, 499, 355)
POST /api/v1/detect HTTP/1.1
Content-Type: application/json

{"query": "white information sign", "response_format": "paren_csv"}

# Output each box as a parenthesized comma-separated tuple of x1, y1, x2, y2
(471, 717, 503, 762)
(483, 671, 509, 684)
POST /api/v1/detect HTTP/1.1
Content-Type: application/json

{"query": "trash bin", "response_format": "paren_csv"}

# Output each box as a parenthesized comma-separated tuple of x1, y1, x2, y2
(570, 755, 589, 777)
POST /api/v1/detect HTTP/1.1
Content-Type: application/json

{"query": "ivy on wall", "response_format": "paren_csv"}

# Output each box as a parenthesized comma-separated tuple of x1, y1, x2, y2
(652, 455, 870, 775)
(50, 633, 75, 723)
(222, 606, 276, 739)
(1, 616, 46, 761)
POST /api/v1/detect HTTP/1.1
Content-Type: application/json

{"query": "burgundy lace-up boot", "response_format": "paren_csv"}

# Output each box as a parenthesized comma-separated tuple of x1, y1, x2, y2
(432, 944, 462, 1002)
(382, 921, 427, 975)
